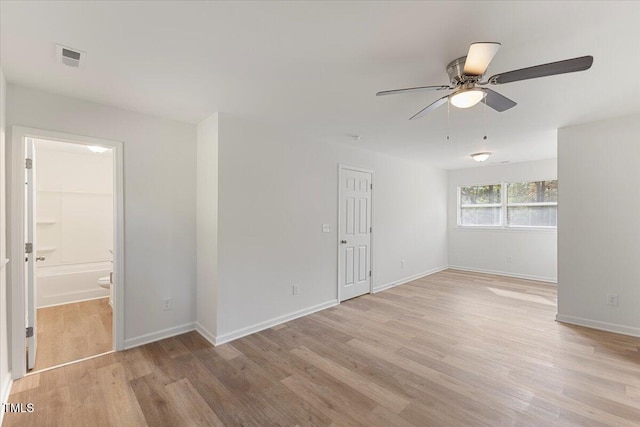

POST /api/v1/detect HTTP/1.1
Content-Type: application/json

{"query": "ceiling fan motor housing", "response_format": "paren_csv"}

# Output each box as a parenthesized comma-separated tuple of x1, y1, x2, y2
(447, 56, 482, 85)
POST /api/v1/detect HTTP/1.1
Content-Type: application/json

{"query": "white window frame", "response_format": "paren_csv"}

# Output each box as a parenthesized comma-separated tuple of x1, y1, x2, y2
(457, 179, 557, 230)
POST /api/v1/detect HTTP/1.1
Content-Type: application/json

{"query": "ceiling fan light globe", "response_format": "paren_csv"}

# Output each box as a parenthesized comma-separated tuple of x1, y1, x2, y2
(450, 89, 486, 109)
(471, 152, 492, 162)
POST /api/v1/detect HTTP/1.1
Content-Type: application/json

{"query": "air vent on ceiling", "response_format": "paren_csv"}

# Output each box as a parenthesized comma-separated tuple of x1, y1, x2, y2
(55, 44, 86, 68)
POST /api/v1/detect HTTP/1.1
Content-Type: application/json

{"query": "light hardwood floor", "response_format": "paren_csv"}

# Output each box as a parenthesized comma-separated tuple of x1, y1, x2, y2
(6, 270, 640, 426)
(33, 297, 112, 372)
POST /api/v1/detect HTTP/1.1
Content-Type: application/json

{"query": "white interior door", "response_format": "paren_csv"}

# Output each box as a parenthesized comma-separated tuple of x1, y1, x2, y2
(25, 138, 37, 370)
(339, 167, 372, 301)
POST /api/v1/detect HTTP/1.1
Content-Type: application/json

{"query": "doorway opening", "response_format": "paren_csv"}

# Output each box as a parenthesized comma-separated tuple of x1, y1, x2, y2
(10, 127, 124, 378)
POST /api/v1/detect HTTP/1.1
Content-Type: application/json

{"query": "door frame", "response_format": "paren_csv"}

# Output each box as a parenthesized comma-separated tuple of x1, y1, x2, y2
(337, 164, 374, 302)
(25, 138, 37, 370)
(9, 126, 125, 379)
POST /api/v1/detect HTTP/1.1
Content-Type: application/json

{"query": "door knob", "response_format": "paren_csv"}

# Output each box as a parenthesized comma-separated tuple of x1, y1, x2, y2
(340, 240, 347, 244)
(36, 257, 46, 262)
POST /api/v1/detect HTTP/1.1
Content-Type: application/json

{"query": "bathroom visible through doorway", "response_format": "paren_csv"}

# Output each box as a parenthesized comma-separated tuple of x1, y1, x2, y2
(9, 126, 125, 379)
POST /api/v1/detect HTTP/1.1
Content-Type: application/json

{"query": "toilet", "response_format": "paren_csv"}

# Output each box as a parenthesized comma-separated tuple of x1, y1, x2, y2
(98, 275, 113, 307)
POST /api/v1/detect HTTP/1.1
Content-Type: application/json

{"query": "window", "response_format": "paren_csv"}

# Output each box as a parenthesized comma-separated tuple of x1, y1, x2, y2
(458, 180, 557, 228)
(507, 180, 557, 227)
(459, 184, 502, 226)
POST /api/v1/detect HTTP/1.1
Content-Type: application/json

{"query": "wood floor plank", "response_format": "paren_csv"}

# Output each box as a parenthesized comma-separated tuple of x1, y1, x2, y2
(213, 342, 243, 360)
(9, 373, 40, 393)
(291, 345, 411, 413)
(96, 363, 148, 427)
(5, 270, 640, 426)
(129, 373, 186, 427)
(164, 378, 224, 427)
(170, 352, 251, 426)
(33, 297, 112, 371)
(158, 336, 191, 359)
(281, 373, 375, 426)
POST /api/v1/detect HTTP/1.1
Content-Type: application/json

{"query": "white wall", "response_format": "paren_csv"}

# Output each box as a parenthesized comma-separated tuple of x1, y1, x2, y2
(34, 140, 113, 307)
(0, 68, 12, 417)
(7, 85, 197, 346)
(216, 115, 448, 341)
(557, 115, 640, 337)
(196, 113, 218, 342)
(448, 159, 557, 282)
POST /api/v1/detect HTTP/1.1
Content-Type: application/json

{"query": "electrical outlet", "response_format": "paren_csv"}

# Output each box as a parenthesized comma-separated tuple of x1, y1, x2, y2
(506, 256, 513, 264)
(606, 293, 619, 306)
(163, 297, 172, 311)
(292, 284, 300, 296)
(401, 260, 406, 269)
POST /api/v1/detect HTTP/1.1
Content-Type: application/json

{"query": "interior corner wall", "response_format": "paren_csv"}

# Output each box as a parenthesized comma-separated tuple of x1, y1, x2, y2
(196, 112, 218, 342)
(0, 68, 12, 408)
(6, 85, 197, 347)
(447, 159, 558, 282)
(557, 115, 640, 337)
(216, 114, 448, 341)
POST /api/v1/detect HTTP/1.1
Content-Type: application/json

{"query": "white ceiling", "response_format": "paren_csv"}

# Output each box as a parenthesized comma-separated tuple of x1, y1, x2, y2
(2, 1, 639, 169)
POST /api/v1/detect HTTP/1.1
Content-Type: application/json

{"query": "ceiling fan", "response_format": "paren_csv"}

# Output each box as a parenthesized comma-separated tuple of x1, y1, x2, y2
(376, 42, 593, 120)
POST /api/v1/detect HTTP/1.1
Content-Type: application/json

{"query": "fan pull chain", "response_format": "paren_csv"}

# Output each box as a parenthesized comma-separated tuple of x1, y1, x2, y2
(483, 97, 488, 140)
(446, 100, 450, 141)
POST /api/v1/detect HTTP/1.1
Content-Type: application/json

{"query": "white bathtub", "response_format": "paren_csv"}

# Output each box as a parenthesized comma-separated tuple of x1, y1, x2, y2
(36, 261, 111, 308)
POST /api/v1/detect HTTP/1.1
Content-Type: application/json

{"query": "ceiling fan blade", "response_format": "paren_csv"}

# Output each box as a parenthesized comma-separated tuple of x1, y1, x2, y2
(488, 55, 593, 85)
(409, 95, 449, 120)
(463, 42, 501, 76)
(376, 85, 450, 96)
(482, 89, 517, 112)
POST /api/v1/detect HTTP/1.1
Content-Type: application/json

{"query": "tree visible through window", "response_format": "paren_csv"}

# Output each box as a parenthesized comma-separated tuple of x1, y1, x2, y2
(459, 184, 502, 226)
(507, 180, 557, 227)
(458, 180, 557, 228)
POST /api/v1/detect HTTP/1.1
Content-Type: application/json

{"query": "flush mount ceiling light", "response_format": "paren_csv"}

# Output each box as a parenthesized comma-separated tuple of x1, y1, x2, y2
(450, 88, 486, 109)
(87, 145, 108, 153)
(471, 152, 492, 162)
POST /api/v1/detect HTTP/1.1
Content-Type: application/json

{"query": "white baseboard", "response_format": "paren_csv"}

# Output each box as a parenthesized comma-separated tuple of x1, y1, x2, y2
(373, 265, 448, 293)
(194, 321, 216, 347)
(1, 372, 13, 426)
(555, 314, 640, 338)
(447, 265, 557, 284)
(214, 299, 339, 346)
(39, 295, 108, 309)
(38, 288, 110, 308)
(123, 322, 195, 350)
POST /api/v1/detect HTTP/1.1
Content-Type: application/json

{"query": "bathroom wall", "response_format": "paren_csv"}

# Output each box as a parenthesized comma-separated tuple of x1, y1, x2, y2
(34, 139, 113, 307)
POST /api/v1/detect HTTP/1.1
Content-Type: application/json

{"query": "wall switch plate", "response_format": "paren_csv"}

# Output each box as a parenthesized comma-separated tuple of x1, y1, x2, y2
(401, 260, 406, 269)
(163, 297, 173, 311)
(606, 293, 619, 306)
(506, 256, 513, 263)
(292, 284, 300, 296)
(322, 224, 331, 233)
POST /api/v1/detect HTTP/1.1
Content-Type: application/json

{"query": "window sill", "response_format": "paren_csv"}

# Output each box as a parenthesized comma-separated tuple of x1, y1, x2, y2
(454, 226, 557, 233)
